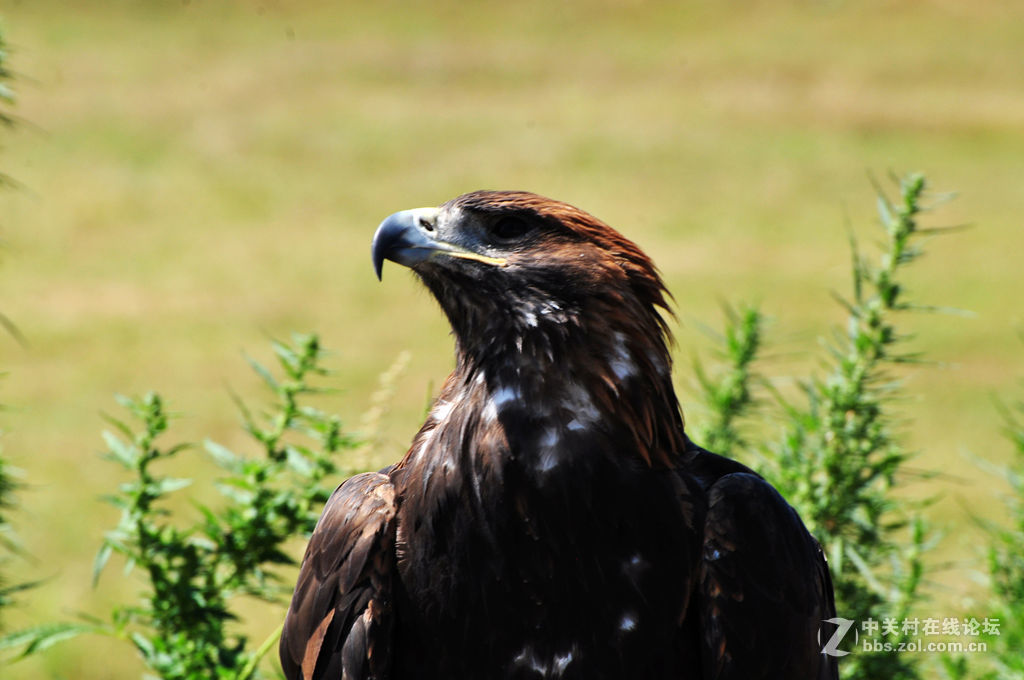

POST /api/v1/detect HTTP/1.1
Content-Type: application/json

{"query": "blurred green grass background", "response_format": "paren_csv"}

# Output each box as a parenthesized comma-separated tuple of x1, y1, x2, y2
(1, 0, 1022, 677)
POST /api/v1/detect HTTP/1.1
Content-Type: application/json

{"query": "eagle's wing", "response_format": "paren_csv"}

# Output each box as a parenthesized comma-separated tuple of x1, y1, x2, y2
(280, 471, 397, 680)
(698, 472, 838, 680)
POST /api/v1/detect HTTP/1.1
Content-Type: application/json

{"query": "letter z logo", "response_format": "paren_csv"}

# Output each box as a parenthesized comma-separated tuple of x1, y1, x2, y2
(819, 617, 858, 657)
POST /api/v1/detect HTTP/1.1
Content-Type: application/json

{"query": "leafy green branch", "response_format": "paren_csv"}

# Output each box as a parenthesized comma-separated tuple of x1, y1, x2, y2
(694, 173, 954, 679)
(2, 334, 361, 679)
(689, 305, 763, 458)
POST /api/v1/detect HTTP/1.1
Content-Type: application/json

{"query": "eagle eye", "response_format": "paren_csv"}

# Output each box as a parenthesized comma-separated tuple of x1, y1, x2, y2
(489, 216, 534, 243)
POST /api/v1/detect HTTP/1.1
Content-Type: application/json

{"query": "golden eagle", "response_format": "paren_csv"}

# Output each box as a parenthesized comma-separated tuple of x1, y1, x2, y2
(280, 191, 837, 679)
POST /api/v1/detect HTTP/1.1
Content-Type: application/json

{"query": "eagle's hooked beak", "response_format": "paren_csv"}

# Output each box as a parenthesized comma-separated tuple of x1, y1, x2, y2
(372, 207, 506, 281)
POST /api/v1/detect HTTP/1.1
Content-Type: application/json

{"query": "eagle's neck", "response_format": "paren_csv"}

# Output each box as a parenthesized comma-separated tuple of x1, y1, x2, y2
(422, 303, 686, 471)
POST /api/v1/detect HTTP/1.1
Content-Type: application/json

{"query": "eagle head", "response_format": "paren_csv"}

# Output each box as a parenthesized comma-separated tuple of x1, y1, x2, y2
(372, 191, 684, 466)
(372, 191, 673, 360)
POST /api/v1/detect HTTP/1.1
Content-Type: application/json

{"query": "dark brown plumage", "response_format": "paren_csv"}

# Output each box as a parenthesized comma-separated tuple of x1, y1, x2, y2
(281, 191, 837, 679)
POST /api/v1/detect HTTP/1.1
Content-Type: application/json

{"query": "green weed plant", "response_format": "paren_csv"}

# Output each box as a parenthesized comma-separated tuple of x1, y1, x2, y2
(2, 335, 359, 679)
(694, 174, 952, 679)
